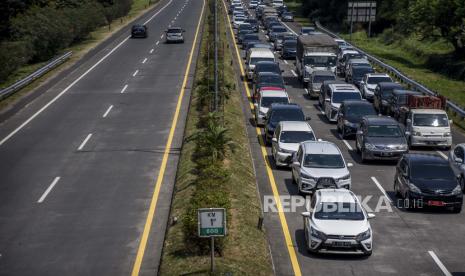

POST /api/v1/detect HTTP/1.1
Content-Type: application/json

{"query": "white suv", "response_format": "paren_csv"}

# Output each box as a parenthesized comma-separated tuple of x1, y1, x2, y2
(359, 73, 393, 101)
(323, 83, 361, 122)
(272, 121, 316, 166)
(291, 141, 352, 194)
(302, 189, 375, 256)
(254, 90, 289, 126)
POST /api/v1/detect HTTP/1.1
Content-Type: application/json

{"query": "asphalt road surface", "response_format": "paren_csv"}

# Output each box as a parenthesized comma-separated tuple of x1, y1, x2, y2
(224, 2, 465, 276)
(0, 0, 204, 275)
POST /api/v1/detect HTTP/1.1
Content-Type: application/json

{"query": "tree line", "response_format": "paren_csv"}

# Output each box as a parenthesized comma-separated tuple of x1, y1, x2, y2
(300, 0, 465, 57)
(0, 0, 133, 84)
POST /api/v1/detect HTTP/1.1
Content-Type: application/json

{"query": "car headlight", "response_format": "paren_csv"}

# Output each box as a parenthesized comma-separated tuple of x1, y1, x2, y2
(301, 172, 317, 181)
(407, 181, 422, 194)
(337, 174, 351, 181)
(365, 143, 376, 150)
(399, 144, 408, 150)
(279, 147, 294, 154)
(444, 132, 451, 137)
(451, 184, 462, 195)
(355, 229, 371, 242)
(310, 226, 327, 240)
(413, 132, 422, 137)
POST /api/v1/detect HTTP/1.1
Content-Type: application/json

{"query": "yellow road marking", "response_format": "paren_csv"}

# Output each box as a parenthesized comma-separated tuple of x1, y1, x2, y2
(130, 0, 206, 275)
(220, 2, 302, 275)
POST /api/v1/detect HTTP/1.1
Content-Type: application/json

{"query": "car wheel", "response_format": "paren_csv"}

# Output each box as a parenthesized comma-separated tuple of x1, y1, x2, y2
(363, 250, 373, 256)
(452, 205, 462, 213)
(361, 149, 367, 163)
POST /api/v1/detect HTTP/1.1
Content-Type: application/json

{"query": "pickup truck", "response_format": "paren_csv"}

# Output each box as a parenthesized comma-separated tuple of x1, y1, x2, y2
(401, 95, 452, 149)
(295, 34, 338, 85)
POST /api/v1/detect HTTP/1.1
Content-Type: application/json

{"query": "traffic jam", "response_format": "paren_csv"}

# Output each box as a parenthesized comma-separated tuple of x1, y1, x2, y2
(226, 0, 465, 272)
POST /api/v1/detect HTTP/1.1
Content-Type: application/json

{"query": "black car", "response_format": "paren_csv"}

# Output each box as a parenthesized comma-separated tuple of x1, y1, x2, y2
(245, 18, 259, 32)
(387, 89, 423, 120)
(253, 61, 282, 82)
(355, 116, 408, 162)
(131, 24, 147, 38)
(373, 82, 404, 114)
(264, 103, 308, 144)
(394, 154, 463, 212)
(242, 33, 260, 49)
(253, 72, 285, 94)
(346, 65, 375, 88)
(337, 100, 377, 138)
(276, 5, 288, 16)
(281, 11, 294, 22)
(281, 40, 297, 59)
(237, 29, 254, 43)
(269, 25, 287, 42)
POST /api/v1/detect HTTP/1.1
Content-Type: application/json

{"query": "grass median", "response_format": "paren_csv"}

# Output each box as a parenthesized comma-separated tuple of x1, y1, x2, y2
(158, 1, 273, 275)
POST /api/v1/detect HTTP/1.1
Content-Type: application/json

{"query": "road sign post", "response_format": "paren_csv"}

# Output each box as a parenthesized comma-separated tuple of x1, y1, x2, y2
(347, 1, 377, 40)
(198, 208, 226, 273)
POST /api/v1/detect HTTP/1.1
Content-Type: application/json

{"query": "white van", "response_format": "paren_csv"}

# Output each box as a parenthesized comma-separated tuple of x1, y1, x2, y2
(246, 48, 276, 79)
(272, 0, 283, 7)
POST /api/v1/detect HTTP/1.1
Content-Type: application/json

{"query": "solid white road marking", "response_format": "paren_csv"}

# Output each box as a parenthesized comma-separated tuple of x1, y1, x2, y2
(371, 177, 393, 204)
(120, 84, 128, 94)
(428, 251, 452, 276)
(0, 0, 174, 147)
(78, 133, 93, 151)
(436, 151, 448, 159)
(280, 21, 298, 35)
(132, 70, 139, 77)
(150, 48, 154, 54)
(339, 134, 353, 151)
(142, 58, 147, 64)
(316, 105, 325, 114)
(161, 34, 164, 39)
(38, 177, 61, 203)
(156, 41, 160, 45)
(290, 70, 297, 77)
(102, 105, 113, 118)
(284, 60, 288, 64)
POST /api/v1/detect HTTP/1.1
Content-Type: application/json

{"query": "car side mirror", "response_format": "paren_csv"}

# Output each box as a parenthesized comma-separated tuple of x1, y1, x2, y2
(449, 119, 453, 124)
(325, 98, 330, 102)
(272, 137, 278, 143)
(455, 157, 463, 164)
(356, 130, 363, 135)
(301, 212, 311, 217)
(367, 213, 376, 219)
(347, 162, 354, 167)
(292, 161, 300, 167)
(405, 131, 411, 136)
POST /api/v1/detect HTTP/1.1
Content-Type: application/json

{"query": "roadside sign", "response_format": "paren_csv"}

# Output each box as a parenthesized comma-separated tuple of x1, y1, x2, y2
(347, 1, 377, 23)
(198, 208, 226, 237)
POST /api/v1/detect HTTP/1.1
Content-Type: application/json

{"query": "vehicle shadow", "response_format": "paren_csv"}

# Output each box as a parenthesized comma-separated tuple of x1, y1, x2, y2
(283, 176, 299, 196)
(283, 76, 301, 89)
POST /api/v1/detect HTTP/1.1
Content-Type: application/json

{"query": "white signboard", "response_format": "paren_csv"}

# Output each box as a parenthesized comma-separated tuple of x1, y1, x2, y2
(198, 208, 226, 237)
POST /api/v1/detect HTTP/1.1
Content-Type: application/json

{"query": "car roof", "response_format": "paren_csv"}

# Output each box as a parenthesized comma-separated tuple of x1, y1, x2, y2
(133, 24, 145, 28)
(322, 80, 346, 86)
(312, 70, 335, 76)
(270, 103, 301, 110)
(256, 61, 279, 66)
(279, 121, 312, 132)
(168, 27, 182, 31)
(392, 89, 422, 96)
(342, 100, 371, 107)
(302, 141, 341, 155)
(328, 83, 360, 92)
(366, 73, 390, 78)
(411, 109, 447, 114)
(377, 82, 403, 89)
(260, 90, 288, 97)
(250, 48, 274, 54)
(259, 86, 285, 91)
(342, 50, 359, 55)
(404, 153, 448, 164)
(348, 58, 369, 64)
(318, 189, 357, 203)
(363, 115, 398, 125)
(258, 71, 281, 77)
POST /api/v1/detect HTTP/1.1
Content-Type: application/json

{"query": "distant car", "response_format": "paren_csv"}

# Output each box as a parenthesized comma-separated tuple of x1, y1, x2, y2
(395, 153, 463, 212)
(253, 61, 282, 83)
(269, 25, 287, 42)
(323, 83, 362, 122)
(359, 73, 393, 101)
(272, 121, 316, 166)
(131, 24, 147, 38)
(318, 80, 347, 107)
(300, 26, 316, 35)
(373, 82, 404, 114)
(264, 103, 307, 144)
(281, 39, 297, 60)
(336, 100, 377, 138)
(245, 18, 259, 32)
(165, 27, 184, 43)
(249, 0, 258, 8)
(337, 50, 360, 75)
(355, 116, 408, 162)
(334, 39, 348, 47)
(307, 71, 336, 98)
(281, 11, 294, 22)
(233, 16, 246, 28)
(237, 29, 253, 43)
(387, 89, 423, 119)
(242, 33, 260, 49)
(254, 72, 285, 94)
(449, 144, 465, 192)
(254, 89, 290, 126)
(247, 48, 276, 79)
(302, 189, 374, 256)
(344, 58, 371, 79)
(346, 65, 375, 88)
(291, 141, 352, 194)
(276, 5, 288, 16)
(244, 42, 272, 59)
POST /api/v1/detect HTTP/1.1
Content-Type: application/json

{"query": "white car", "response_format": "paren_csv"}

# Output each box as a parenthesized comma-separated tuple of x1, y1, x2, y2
(254, 89, 289, 126)
(249, 1, 258, 8)
(302, 189, 375, 255)
(448, 143, 465, 191)
(272, 121, 316, 166)
(291, 141, 352, 194)
(323, 83, 361, 122)
(233, 16, 246, 28)
(359, 73, 392, 101)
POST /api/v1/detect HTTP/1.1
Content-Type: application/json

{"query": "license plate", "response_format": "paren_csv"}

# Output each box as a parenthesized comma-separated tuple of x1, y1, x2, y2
(333, 241, 351, 247)
(381, 152, 393, 156)
(427, 200, 445, 206)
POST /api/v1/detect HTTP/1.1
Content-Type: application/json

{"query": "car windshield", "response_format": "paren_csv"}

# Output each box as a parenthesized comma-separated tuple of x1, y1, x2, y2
(367, 125, 402, 137)
(301, 28, 314, 34)
(367, 77, 392, 85)
(283, 12, 292, 16)
(304, 56, 337, 67)
(413, 113, 449, 127)
(283, 41, 297, 48)
(314, 202, 364, 220)
(244, 35, 259, 40)
(303, 154, 345, 168)
(332, 92, 361, 104)
(411, 164, 455, 180)
(270, 109, 305, 123)
(239, 25, 253, 31)
(381, 88, 397, 98)
(346, 104, 377, 118)
(251, 57, 274, 65)
(261, 96, 288, 107)
(353, 67, 374, 78)
(313, 75, 336, 83)
(252, 44, 271, 49)
(167, 29, 182, 34)
(258, 74, 283, 84)
(256, 64, 280, 74)
(279, 131, 315, 143)
(246, 19, 257, 24)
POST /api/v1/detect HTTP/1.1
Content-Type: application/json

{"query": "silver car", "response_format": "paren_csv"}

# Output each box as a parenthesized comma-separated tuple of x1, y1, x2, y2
(449, 143, 465, 192)
(291, 141, 352, 194)
(165, 27, 185, 43)
(272, 121, 316, 166)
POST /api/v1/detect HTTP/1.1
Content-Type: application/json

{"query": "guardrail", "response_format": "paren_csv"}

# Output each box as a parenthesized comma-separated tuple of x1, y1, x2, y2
(0, 51, 72, 101)
(315, 21, 465, 120)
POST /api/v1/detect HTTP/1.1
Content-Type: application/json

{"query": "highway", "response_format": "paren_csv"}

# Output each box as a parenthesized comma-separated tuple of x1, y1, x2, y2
(224, 2, 465, 276)
(0, 0, 204, 275)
